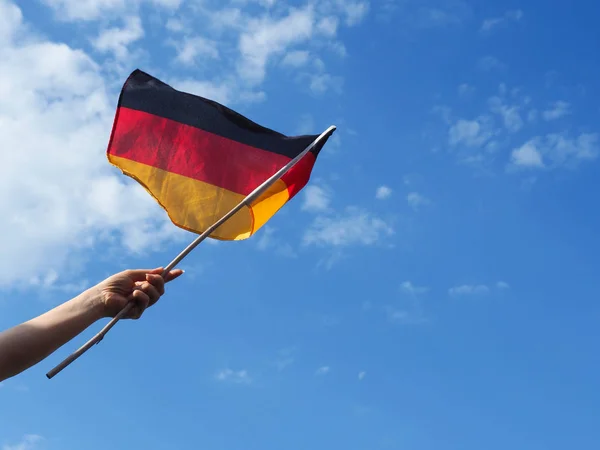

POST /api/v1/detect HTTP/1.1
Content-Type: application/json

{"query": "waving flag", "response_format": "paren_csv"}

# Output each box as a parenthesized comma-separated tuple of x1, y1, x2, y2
(106, 69, 334, 240)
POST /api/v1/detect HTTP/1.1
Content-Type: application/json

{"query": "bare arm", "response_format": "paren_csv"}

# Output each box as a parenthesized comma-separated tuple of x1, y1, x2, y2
(0, 292, 104, 382)
(0, 267, 183, 382)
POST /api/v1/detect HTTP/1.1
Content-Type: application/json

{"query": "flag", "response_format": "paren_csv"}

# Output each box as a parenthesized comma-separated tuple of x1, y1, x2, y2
(106, 69, 334, 240)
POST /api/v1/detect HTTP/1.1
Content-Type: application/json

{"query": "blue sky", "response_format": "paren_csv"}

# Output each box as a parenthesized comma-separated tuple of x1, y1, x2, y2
(1, 0, 600, 448)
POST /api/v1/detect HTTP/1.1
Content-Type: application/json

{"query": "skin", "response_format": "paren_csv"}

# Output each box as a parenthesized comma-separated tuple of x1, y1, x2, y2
(0, 267, 183, 382)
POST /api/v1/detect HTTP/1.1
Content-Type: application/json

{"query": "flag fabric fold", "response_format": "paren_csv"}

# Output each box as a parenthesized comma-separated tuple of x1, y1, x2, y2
(106, 69, 334, 240)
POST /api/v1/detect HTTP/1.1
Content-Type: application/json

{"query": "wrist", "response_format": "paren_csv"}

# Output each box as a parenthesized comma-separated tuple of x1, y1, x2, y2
(76, 287, 108, 322)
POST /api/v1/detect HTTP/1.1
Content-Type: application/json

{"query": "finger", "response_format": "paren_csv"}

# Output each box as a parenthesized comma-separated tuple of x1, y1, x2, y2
(123, 268, 163, 282)
(130, 289, 151, 319)
(139, 280, 162, 306)
(146, 273, 165, 296)
(164, 269, 184, 283)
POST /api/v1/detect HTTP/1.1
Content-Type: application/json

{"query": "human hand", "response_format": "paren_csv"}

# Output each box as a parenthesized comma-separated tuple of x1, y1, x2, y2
(93, 268, 184, 319)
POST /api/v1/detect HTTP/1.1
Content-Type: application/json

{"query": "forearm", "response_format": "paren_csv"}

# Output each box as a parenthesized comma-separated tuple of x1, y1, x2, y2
(0, 290, 104, 382)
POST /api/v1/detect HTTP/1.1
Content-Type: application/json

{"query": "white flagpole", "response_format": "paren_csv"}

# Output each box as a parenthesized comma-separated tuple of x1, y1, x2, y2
(46, 125, 336, 379)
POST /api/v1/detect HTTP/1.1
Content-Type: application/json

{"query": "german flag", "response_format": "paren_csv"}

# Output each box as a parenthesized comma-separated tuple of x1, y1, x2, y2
(107, 70, 335, 240)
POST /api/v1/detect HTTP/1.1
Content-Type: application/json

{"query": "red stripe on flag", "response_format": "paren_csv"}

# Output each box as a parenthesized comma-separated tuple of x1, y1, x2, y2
(108, 107, 295, 196)
(280, 152, 316, 199)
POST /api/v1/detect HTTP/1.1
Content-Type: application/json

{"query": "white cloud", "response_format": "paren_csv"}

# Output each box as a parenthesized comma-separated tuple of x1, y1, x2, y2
(256, 226, 275, 251)
(511, 133, 598, 170)
(296, 113, 316, 134)
(358, 371, 366, 380)
(40, 0, 181, 21)
(237, 6, 315, 85)
(545, 133, 599, 166)
(496, 281, 510, 289)
(375, 186, 392, 200)
(0, 1, 183, 288)
(315, 366, 330, 375)
(299, 57, 344, 95)
(506, 9, 524, 21)
(542, 101, 571, 121)
(488, 96, 523, 132)
(511, 141, 545, 168)
(477, 56, 505, 71)
(302, 185, 332, 213)
(384, 304, 427, 325)
(165, 17, 185, 33)
(340, 1, 369, 26)
(407, 192, 431, 210)
(215, 368, 252, 384)
(171, 36, 220, 65)
(316, 0, 370, 26)
(432, 105, 452, 124)
(230, 2, 359, 91)
(256, 227, 297, 258)
(458, 83, 474, 96)
(448, 117, 494, 148)
(448, 284, 490, 297)
(480, 9, 523, 33)
(303, 207, 394, 247)
(274, 347, 295, 371)
(0, 0, 21, 43)
(316, 16, 339, 36)
(378, 0, 469, 28)
(281, 50, 311, 67)
(528, 109, 538, 122)
(92, 16, 144, 61)
(3, 434, 43, 450)
(308, 72, 344, 94)
(401, 281, 429, 295)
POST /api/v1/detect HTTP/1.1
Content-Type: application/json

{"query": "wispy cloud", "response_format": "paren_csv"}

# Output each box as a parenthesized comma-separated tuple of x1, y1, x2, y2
(542, 101, 571, 121)
(92, 16, 144, 61)
(480, 9, 523, 33)
(400, 281, 429, 295)
(477, 55, 506, 71)
(407, 192, 431, 210)
(438, 78, 598, 174)
(375, 186, 393, 200)
(511, 141, 545, 168)
(273, 347, 296, 371)
(358, 371, 366, 381)
(281, 50, 311, 67)
(237, 6, 315, 85)
(214, 369, 252, 384)
(384, 305, 428, 324)
(2, 434, 43, 450)
(458, 83, 475, 96)
(302, 185, 332, 213)
(448, 284, 490, 297)
(449, 281, 510, 297)
(170, 35, 220, 65)
(496, 281, 510, 290)
(256, 227, 297, 258)
(303, 207, 394, 247)
(488, 95, 523, 133)
(448, 116, 495, 148)
(341, 2, 370, 26)
(40, 0, 182, 21)
(510, 133, 598, 170)
(315, 366, 330, 375)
